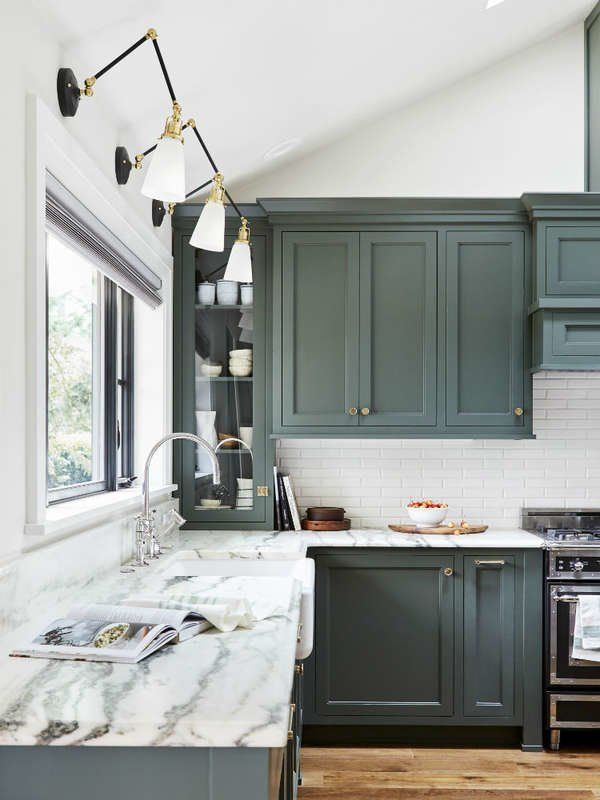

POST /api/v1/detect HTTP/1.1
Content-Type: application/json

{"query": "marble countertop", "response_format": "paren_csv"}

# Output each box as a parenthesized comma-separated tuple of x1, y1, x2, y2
(176, 527, 544, 557)
(0, 525, 542, 750)
(0, 552, 301, 749)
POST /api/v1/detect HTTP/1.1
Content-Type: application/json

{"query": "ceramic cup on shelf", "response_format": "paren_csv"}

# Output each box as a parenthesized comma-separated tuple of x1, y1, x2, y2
(197, 282, 216, 305)
(240, 284, 253, 306)
(239, 426, 253, 450)
(216, 280, 239, 305)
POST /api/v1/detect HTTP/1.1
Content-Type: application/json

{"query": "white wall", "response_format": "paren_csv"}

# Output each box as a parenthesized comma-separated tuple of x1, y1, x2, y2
(235, 25, 585, 200)
(0, 2, 170, 559)
(277, 373, 600, 531)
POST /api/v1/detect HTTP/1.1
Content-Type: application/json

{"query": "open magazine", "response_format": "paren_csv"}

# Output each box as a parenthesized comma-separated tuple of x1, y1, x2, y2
(10, 602, 211, 664)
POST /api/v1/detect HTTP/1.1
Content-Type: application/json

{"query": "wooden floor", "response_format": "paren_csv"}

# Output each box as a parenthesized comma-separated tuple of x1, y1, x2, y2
(298, 746, 600, 799)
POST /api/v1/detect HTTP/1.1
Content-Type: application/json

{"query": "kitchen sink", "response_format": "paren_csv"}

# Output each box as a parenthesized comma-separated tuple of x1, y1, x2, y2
(160, 553, 315, 659)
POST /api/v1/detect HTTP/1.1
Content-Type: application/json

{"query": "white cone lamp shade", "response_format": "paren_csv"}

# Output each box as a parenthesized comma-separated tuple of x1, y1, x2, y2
(141, 136, 186, 203)
(189, 173, 226, 252)
(224, 218, 253, 282)
(190, 200, 225, 251)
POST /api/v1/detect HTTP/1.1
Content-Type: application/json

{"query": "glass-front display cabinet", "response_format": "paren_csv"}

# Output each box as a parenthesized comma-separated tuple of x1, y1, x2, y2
(173, 205, 273, 528)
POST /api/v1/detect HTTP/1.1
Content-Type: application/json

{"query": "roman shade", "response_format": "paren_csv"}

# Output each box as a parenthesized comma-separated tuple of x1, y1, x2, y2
(45, 172, 163, 307)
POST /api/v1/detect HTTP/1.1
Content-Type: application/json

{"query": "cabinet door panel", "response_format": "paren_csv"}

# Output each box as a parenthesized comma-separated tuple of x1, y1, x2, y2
(446, 231, 525, 427)
(463, 554, 520, 718)
(359, 232, 437, 426)
(546, 225, 600, 296)
(315, 553, 454, 716)
(282, 233, 359, 426)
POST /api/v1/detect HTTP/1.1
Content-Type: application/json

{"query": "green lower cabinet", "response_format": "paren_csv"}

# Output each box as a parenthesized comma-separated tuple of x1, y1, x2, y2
(463, 554, 520, 719)
(532, 309, 600, 370)
(304, 548, 543, 750)
(313, 552, 455, 717)
(445, 230, 527, 430)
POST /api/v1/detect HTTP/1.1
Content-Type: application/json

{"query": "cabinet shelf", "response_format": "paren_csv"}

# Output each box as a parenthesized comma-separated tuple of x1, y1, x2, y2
(195, 376, 253, 382)
(195, 304, 253, 311)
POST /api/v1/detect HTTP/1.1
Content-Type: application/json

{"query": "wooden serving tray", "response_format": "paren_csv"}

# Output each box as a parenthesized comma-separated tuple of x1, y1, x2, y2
(302, 518, 351, 531)
(388, 523, 488, 535)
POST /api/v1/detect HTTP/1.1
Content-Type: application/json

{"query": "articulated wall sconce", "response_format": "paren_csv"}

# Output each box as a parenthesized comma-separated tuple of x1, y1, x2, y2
(56, 26, 253, 280)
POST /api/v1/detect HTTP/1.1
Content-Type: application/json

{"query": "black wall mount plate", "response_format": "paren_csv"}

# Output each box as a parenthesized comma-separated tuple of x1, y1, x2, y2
(152, 199, 166, 227)
(57, 68, 81, 117)
(115, 146, 132, 185)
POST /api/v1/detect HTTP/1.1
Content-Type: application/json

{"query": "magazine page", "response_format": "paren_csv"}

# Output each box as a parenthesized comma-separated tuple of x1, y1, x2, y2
(70, 603, 211, 641)
(11, 615, 177, 664)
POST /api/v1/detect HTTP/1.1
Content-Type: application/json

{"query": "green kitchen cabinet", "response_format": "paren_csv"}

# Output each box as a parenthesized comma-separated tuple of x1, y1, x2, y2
(172, 206, 274, 529)
(302, 548, 543, 751)
(463, 554, 520, 718)
(532, 310, 600, 370)
(280, 232, 360, 427)
(359, 232, 438, 426)
(269, 199, 532, 437)
(445, 230, 527, 430)
(522, 194, 600, 371)
(312, 551, 455, 717)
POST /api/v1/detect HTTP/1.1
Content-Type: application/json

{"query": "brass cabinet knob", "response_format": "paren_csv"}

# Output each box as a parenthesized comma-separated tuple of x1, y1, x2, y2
(514, 407, 524, 417)
(348, 407, 358, 416)
(360, 407, 370, 416)
(443, 567, 454, 577)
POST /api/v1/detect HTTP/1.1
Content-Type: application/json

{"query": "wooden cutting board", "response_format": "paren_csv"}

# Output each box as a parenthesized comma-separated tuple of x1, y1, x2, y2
(388, 523, 488, 535)
(302, 518, 351, 531)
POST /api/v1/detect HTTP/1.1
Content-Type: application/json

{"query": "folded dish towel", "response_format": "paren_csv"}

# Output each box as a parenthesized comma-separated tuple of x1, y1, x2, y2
(126, 577, 293, 633)
(572, 595, 600, 662)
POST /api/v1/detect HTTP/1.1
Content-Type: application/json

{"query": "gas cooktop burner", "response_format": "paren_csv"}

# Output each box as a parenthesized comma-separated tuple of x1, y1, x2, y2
(545, 528, 600, 543)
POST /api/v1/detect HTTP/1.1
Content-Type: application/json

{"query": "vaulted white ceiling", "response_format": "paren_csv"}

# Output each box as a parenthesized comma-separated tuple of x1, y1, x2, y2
(39, 0, 593, 196)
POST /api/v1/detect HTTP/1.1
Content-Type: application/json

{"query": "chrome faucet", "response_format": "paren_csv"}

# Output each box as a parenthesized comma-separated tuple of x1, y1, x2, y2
(134, 432, 221, 566)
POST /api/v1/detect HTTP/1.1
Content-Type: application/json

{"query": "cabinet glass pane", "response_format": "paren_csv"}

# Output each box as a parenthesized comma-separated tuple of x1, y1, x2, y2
(193, 260, 254, 512)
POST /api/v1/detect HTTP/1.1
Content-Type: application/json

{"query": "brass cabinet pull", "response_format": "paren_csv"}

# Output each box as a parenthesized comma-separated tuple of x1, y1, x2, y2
(348, 407, 358, 416)
(474, 559, 505, 566)
(555, 595, 579, 604)
(443, 567, 453, 577)
(360, 407, 370, 416)
(295, 663, 304, 675)
(287, 703, 296, 740)
(514, 407, 524, 416)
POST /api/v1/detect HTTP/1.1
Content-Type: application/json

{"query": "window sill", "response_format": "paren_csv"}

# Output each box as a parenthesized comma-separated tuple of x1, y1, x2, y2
(23, 484, 177, 550)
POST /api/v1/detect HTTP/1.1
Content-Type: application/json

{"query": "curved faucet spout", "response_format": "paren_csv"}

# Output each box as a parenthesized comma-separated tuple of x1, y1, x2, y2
(142, 432, 221, 520)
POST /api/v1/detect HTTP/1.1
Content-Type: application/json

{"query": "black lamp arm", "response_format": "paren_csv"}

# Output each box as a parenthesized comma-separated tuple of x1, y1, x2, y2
(186, 123, 243, 219)
(83, 29, 178, 106)
(91, 32, 149, 82)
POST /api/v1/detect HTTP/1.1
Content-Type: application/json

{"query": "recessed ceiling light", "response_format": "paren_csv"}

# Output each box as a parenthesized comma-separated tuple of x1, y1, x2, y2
(485, 0, 505, 8)
(263, 138, 302, 161)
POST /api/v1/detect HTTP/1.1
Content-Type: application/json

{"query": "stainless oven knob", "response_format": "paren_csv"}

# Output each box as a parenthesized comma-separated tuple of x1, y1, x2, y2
(571, 560, 584, 572)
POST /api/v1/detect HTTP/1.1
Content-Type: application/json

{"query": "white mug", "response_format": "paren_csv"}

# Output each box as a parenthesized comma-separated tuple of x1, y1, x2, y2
(239, 426, 253, 450)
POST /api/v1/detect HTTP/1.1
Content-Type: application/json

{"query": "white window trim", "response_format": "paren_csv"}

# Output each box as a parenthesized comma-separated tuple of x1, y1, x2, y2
(26, 95, 174, 534)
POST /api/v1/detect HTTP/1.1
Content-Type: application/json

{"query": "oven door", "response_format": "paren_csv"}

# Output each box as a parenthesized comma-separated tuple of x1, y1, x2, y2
(549, 584, 600, 685)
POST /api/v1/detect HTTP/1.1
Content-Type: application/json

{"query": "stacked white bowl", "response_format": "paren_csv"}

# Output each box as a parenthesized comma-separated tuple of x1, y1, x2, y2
(229, 348, 253, 377)
(236, 477, 253, 510)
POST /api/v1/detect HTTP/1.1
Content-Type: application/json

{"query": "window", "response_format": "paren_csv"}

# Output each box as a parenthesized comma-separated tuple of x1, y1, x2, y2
(46, 230, 134, 503)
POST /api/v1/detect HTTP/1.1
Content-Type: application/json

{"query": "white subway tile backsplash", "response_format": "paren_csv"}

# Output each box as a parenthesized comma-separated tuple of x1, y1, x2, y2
(276, 372, 600, 529)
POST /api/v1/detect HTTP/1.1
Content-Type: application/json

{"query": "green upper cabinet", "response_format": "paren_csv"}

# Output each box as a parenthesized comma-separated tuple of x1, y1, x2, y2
(445, 230, 526, 429)
(359, 232, 437, 426)
(270, 199, 532, 437)
(172, 206, 274, 530)
(280, 232, 359, 427)
(521, 194, 600, 371)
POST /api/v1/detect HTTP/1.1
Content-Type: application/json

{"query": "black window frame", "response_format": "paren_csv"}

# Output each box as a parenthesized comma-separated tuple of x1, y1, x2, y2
(46, 266, 135, 505)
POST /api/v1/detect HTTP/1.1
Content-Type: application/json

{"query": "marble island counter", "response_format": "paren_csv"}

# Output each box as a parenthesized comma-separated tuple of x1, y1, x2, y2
(0, 555, 302, 749)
